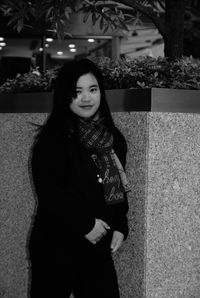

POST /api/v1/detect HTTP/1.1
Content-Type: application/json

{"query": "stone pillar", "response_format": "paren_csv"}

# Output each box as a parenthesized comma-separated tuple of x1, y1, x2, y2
(146, 113, 200, 297)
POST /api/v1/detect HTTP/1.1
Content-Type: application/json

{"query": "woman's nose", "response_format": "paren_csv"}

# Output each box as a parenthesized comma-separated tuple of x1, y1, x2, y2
(81, 92, 91, 102)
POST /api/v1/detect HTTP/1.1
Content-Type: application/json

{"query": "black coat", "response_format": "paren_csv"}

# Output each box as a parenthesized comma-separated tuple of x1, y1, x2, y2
(29, 126, 129, 264)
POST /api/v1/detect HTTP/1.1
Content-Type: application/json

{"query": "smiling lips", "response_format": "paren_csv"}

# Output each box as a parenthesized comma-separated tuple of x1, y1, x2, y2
(80, 105, 93, 108)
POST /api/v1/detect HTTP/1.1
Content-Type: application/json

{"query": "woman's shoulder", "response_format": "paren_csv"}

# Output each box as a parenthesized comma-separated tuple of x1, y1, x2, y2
(31, 127, 73, 163)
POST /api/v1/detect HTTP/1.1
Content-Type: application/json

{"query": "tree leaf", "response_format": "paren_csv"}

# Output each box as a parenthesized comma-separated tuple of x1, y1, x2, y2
(103, 24, 109, 33)
(83, 10, 90, 23)
(100, 15, 104, 30)
(16, 18, 24, 32)
(119, 18, 129, 31)
(46, 7, 54, 18)
(92, 11, 96, 25)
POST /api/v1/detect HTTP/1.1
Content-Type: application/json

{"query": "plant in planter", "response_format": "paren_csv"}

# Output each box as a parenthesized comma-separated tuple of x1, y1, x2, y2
(94, 56, 200, 90)
(0, 56, 200, 94)
(0, 67, 59, 93)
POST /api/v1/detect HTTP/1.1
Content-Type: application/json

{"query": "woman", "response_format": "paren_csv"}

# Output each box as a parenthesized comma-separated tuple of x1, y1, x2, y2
(28, 59, 130, 298)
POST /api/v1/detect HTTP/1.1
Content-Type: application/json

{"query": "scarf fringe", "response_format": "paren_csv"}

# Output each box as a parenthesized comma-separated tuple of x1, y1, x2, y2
(111, 150, 131, 193)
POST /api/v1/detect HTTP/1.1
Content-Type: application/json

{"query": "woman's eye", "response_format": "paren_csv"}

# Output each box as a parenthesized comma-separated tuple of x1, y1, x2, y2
(76, 90, 81, 96)
(90, 87, 98, 93)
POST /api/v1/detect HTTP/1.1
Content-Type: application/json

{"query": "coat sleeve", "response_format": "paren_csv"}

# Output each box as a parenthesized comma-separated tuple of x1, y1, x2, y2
(30, 137, 95, 237)
(112, 196, 129, 239)
(112, 128, 129, 239)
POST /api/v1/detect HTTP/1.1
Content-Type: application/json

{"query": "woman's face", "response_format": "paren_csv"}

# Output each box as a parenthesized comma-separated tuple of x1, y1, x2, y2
(70, 73, 101, 120)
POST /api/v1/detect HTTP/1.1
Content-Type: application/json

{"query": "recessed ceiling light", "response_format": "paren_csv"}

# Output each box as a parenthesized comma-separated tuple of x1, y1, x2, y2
(0, 37, 4, 41)
(88, 38, 95, 43)
(46, 38, 53, 42)
(39, 47, 43, 51)
(57, 51, 63, 55)
(70, 48, 77, 52)
(0, 42, 6, 46)
(45, 43, 49, 48)
(69, 44, 75, 48)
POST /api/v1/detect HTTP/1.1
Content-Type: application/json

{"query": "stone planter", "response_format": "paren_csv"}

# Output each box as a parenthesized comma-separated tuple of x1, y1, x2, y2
(0, 92, 53, 113)
(106, 88, 200, 113)
(0, 88, 200, 113)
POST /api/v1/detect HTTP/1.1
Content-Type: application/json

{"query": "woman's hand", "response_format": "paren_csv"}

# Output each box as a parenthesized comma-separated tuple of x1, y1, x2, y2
(110, 231, 124, 253)
(85, 219, 110, 244)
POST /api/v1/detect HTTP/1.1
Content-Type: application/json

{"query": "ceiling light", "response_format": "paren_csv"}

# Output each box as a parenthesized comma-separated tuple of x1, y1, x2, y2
(88, 38, 95, 43)
(46, 38, 53, 42)
(57, 51, 63, 55)
(45, 43, 49, 48)
(70, 48, 77, 52)
(0, 42, 6, 46)
(0, 37, 4, 41)
(0, 47, 2, 50)
(39, 47, 43, 51)
(69, 44, 75, 48)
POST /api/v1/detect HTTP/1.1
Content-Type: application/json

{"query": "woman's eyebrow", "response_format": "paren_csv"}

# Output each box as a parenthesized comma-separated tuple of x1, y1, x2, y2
(76, 84, 99, 89)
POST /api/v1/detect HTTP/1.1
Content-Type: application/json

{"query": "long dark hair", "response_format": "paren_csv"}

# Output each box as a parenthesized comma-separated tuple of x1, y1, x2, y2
(35, 59, 116, 142)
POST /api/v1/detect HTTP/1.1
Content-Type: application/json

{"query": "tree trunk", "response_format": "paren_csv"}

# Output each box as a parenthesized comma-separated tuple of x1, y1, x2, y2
(164, 0, 185, 59)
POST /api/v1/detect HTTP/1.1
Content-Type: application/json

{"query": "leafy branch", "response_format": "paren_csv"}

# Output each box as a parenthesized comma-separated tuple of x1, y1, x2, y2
(79, 0, 139, 33)
(0, 0, 78, 38)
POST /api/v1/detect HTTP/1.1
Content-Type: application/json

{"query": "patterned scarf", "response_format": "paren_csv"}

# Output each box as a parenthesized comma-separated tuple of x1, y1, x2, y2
(78, 117, 131, 205)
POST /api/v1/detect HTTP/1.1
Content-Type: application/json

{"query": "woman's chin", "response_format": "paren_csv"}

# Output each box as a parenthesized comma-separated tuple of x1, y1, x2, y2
(79, 110, 100, 121)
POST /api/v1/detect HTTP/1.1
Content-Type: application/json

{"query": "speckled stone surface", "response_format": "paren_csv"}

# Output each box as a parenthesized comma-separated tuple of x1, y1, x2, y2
(0, 113, 47, 298)
(146, 113, 200, 298)
(113, 112, 148, 298)
(0, 112, 147, 298)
